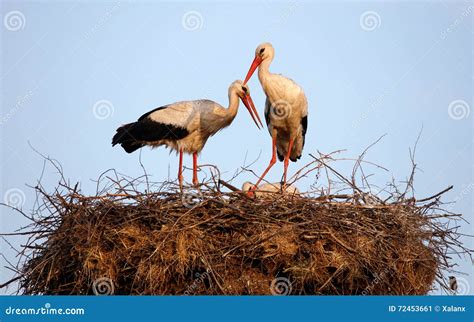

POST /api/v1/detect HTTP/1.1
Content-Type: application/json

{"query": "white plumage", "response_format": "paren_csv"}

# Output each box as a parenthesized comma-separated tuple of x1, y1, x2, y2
(244, 43, 308, 192)
(112, 80, 262, 188)
(241, 181, 300, 198)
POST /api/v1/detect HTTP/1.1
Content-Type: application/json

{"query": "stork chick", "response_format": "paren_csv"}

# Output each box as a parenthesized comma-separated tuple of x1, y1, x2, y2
(242, 181, 300, 198)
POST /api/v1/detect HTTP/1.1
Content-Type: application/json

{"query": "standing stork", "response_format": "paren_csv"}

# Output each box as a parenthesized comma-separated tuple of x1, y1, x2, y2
(112, 80, 263, 189)
(243, 42, 308, 192)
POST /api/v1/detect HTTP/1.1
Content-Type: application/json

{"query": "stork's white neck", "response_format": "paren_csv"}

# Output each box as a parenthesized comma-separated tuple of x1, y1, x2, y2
(258, 58, 272, 85)
(225, 90, 240, 122)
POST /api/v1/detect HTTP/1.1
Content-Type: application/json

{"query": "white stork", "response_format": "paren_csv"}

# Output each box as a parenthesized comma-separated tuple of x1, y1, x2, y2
(112, 80, 263, 188)
(243, 42, 308, 192)
(241, 181, 300, 198)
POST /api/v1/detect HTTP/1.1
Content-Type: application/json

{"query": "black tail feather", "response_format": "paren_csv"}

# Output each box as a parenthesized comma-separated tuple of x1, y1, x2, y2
(112, 123, 144, 153)
(277, 151, 284, 162)
(112, 117, 189, 154)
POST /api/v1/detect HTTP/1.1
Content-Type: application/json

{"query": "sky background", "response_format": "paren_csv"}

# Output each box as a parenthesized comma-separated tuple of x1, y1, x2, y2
(0, 0, 472, 295)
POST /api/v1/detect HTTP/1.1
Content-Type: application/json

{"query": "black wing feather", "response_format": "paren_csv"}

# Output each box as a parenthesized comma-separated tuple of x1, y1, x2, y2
(112, 108, 189, 154)
(277, 151, 284, 162)
(301, 115, 308, 149)
(264, 106, 271, 127)
(138, 105, 168, 121)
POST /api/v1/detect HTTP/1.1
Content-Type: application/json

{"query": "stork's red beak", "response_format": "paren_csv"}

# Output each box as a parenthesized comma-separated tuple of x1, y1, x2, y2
(244, 55, 263, 85)
(242, 94, 263, 129)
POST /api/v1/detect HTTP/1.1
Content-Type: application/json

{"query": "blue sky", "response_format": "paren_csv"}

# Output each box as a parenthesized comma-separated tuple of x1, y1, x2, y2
(0, 0, 472, 294)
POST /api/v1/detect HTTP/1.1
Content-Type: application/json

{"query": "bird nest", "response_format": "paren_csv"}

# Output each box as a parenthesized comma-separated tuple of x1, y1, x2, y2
(1, 150, 470, 295)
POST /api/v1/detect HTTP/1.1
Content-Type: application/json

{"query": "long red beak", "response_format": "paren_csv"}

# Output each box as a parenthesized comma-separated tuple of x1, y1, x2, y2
(242, 94, 264, 129)
(244, 55, 262, 85)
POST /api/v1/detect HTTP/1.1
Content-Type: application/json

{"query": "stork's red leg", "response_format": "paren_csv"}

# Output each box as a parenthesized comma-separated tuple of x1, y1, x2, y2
(178, 149, 184, 190)
(192, 152, 199, 186)
(251, 131, 277, 194)
(283, 137, 294, 186)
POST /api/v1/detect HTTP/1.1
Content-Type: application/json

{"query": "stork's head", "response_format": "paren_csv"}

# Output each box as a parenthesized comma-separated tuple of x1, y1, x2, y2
(241, 181, 256, 197)
(255, 42, 274, 61)
(241, 181, 254, 192)
(244, 42, 274, 84)
(230, 80, 263, 129)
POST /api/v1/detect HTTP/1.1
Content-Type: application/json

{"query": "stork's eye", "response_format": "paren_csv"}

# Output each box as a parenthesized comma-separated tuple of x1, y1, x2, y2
(259, 48, 265, 54)
(242, 86, 248, 93)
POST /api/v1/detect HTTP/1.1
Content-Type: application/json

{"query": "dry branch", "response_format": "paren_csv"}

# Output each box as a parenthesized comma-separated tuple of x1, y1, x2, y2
(0, 152, 471, 295)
